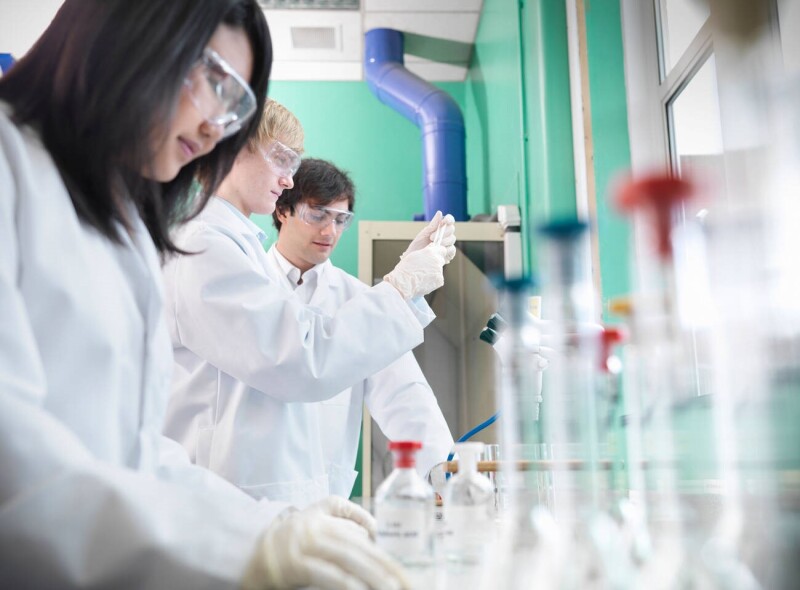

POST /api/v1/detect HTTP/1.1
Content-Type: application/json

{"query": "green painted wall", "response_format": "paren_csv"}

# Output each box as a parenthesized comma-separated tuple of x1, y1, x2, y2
(462, 0, 600, 276)
(465, 0, 630, 305)
(463, 0, 527, 233)
(254, 80, 466, 277)
(520, 0, 580, 271)
(584, 0, 632, 315)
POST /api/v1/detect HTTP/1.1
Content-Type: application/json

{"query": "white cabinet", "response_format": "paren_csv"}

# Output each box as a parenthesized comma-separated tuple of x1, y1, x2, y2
(357, 218, 521, 496)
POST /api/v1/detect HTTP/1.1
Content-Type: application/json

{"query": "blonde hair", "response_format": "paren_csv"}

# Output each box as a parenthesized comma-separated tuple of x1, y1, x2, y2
(249, 98, 305, 154)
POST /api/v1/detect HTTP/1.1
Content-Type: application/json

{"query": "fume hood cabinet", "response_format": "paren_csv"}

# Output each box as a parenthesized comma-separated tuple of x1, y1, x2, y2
(358, 206, 523, 496)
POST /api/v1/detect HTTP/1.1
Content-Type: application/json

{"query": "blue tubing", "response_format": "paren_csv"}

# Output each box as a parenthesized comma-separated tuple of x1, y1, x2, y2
(445, 412, 500, 478)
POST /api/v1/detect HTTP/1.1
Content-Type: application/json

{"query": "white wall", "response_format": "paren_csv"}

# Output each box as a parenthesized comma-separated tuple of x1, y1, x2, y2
(0, 1, 63, 59)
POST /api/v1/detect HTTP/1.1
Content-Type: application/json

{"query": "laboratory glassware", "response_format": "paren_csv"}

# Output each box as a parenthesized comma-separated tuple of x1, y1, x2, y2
(443, 442, 494, 565)
(615, 174, 712, 588)
(536, 220, 630, 589)
(485, 276, 561, 590)
(375, 440, 436, 568)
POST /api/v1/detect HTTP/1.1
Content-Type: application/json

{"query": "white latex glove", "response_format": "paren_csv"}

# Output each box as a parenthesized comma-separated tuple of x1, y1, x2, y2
(302, 496, 378, 539)
(402, 211, 457, 263)
(242, 497, 410, 590)
(383, 244, 447, 300)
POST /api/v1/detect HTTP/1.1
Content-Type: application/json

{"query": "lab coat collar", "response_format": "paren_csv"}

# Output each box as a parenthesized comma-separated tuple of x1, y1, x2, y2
(269, 244, 329, 288)
(212, 197, 268, 245)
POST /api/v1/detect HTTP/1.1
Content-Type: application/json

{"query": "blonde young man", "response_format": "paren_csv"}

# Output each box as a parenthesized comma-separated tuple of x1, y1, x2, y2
(162, 100, 457, 507)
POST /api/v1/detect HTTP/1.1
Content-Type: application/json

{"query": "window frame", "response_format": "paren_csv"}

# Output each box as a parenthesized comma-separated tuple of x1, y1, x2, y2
(619, 0, 787, 396)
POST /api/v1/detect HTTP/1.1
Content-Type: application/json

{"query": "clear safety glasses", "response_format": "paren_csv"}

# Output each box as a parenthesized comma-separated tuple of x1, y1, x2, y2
(183, 48, 257, 139)
(297, 203, 354, 232)
(263, 139, 302, 178)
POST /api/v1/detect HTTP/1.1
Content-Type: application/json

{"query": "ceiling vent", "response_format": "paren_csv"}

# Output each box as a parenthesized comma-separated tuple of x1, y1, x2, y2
(258, 0, 359, 9)
(290, 26, 338, 50)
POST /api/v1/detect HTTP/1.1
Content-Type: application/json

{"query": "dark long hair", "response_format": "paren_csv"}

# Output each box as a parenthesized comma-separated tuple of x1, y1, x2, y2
(0, 0, 271, 254)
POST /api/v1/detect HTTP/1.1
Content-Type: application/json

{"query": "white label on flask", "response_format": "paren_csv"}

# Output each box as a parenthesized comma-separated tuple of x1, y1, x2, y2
(444, 505, 491, 553)
(375, 506, 430, 557)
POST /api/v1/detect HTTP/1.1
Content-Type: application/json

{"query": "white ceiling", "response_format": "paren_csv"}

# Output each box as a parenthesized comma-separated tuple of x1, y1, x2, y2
(0, 0, 483, 82)
(0, 0, 66, 59)
(266, 0, 483, 81)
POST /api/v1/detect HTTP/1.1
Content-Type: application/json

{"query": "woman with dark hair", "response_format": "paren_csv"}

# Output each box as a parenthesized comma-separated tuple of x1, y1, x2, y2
(0, 1, 406, 588)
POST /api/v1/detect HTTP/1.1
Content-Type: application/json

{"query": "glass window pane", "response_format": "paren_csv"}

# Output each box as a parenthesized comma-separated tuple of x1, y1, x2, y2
(659, 0, 710, 74)
(779, 0, 800, 76)
(668, 54, 724, 395)
(670, 54, 725, 207)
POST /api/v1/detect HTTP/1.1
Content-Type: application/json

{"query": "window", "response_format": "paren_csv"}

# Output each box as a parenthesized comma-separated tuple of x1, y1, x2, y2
(658, 0, 709, 77)
(620, 0, 790, 395)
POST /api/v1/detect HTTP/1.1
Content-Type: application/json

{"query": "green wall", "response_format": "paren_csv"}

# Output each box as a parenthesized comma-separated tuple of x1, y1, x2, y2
(466, 0, 630, 309)
(584, 0, 632, 314)
(256, 80, 466, 277)
(521, 0, 579, 230)
(463, 0, 528, 238)
(463, 0, 579, 270)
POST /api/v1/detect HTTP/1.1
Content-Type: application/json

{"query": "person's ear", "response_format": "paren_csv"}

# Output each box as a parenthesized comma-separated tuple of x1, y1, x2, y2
(276, 205, 289, 226)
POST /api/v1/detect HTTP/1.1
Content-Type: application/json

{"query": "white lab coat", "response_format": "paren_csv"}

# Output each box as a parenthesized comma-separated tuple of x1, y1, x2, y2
(0, 107, 286, 589)
(162, 198, 448, 506)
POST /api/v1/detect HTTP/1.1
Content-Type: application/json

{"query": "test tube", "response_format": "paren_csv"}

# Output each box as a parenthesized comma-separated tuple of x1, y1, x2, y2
(495, 277, 546, 504)
(614, 174, 700, 587)
(597, 326, 626, 500)
(536, 220, 623, 587)
(483, 444, 503, 514)
(537, 221, 601, 510)
(487, 277, 559, 590)
(432, 222, 445, 246)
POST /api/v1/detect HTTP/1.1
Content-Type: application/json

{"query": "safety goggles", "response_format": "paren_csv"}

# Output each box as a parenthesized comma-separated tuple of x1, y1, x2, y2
(183, 48, 257, 139)
(262, 139, 302, 178)
(296, 203, 354, 232)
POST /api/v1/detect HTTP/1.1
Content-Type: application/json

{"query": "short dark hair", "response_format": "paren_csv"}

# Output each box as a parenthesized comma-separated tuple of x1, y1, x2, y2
(0, 0, 271, 255)
(273, 158, 355, 231)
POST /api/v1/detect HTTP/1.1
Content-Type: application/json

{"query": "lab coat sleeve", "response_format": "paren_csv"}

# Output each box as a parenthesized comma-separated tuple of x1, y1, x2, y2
(169, 227, 433, 402)
(364, 352, 455, 477)
(0, 147, 271, 589)
(156, 434, 292, 522)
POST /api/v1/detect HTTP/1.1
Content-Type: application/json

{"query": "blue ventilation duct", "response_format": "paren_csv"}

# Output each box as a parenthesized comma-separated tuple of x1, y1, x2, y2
(364, 28, 468, 221)
(0, 54, 16, 75)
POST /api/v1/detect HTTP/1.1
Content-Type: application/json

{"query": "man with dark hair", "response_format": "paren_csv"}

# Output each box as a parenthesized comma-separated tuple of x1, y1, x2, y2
(272, 156, 355, 232)
(267, 158, 454, 499)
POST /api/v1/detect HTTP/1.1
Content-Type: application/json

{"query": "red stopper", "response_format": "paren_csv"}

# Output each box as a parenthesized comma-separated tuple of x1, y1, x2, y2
(388, 441, 422, 468)
(599, 326, 626, 372)
(614, 174, 695, 260)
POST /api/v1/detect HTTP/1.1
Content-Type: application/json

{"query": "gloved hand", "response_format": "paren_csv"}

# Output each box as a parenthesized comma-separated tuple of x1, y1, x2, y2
(383, 244, 447, 300)
(402, 211, 457, 263)
(242, 497, 410, 590)
(301, 496, 378, 539)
